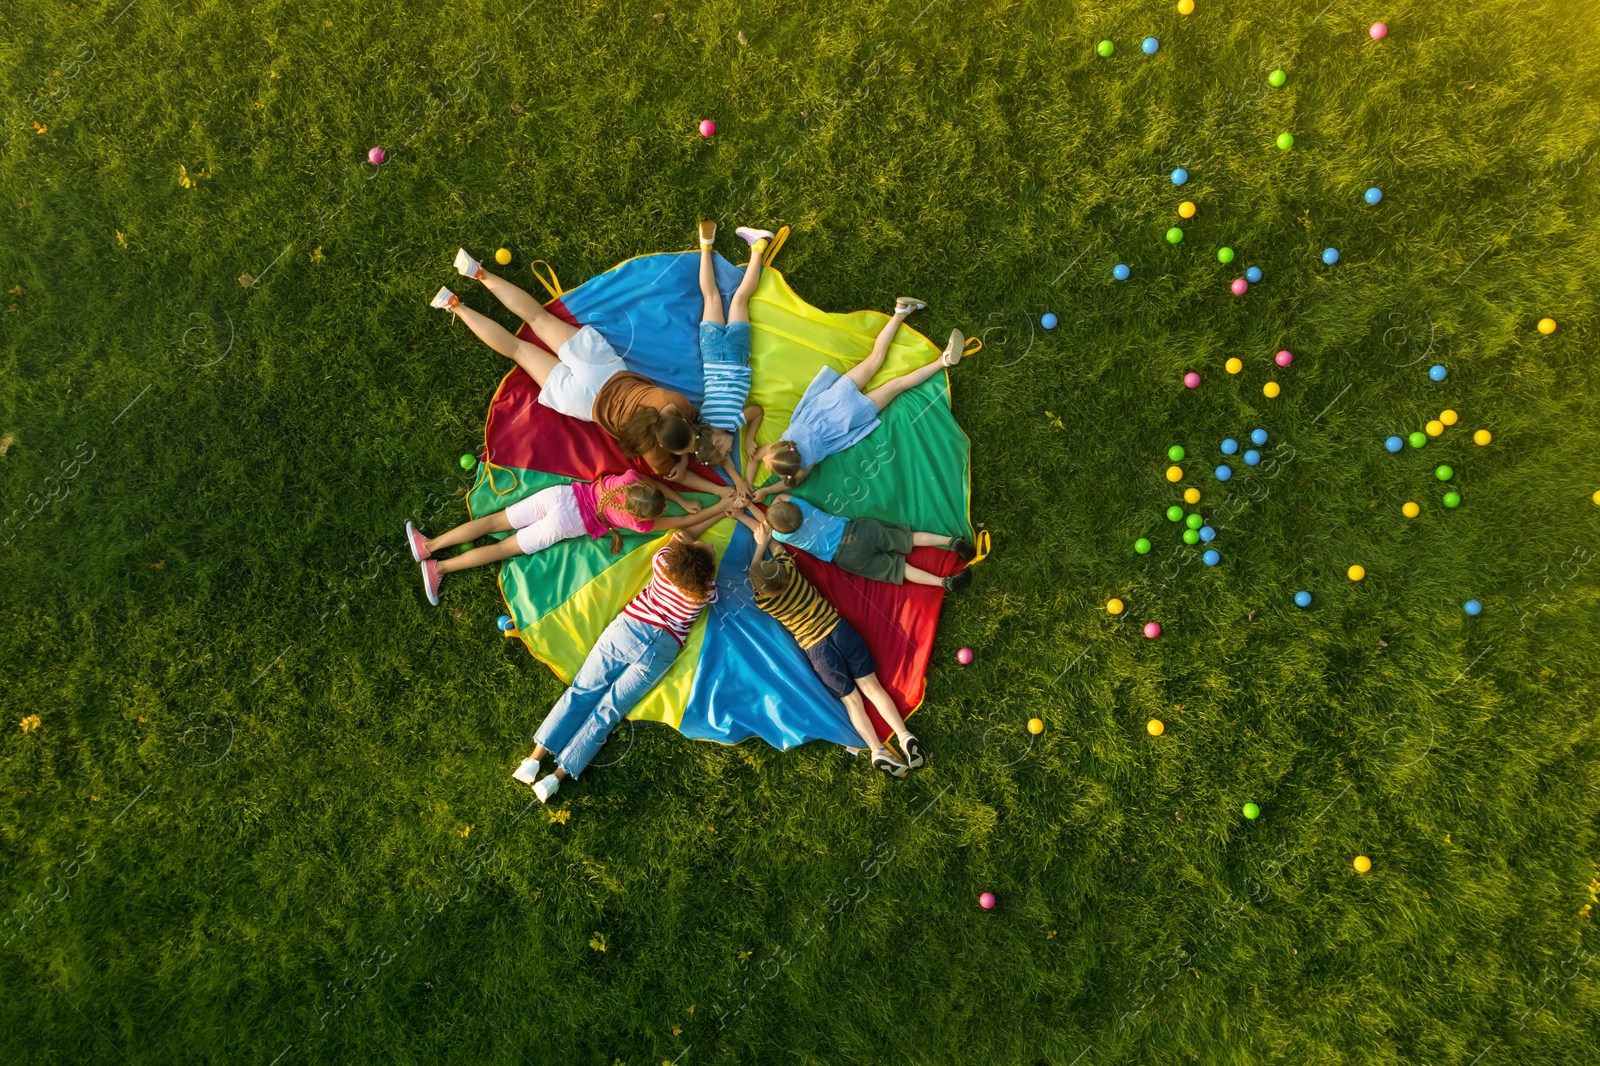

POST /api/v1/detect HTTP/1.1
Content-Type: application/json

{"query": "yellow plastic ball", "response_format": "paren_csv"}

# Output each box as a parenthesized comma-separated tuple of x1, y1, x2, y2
(1402, 501, 1420, 518)
(1147, 718, 1165, 736)
(1184, 487, 1201, 504)
(1028, 717, 1045, 735)
(1439, 409, 1458, 426)
(1474, 429, 1492, 446)
(1177, 0, 1194, 13)
(1225, 357, 1243, 374)
(1353, 855, 1372, 873)
(1166, 465, 1184, 483)
(1179, 201, 1197, 219)
(1537, 317, 1556, 335)
(1348, 564, 1366, 581)
(1107, 598, 1125, 615)
(1263, 381, 1281, 398)
(1425, 420, 1444, 437)
(495, 247, 512, 265)
(1593, 489, 1600, 507)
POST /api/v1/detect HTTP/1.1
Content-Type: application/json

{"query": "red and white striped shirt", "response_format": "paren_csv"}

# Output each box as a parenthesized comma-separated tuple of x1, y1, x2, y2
(623, 547, 718, 645)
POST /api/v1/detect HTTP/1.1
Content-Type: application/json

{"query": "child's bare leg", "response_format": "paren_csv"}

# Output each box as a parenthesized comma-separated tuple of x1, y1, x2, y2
(436, 535, 524, 575)
(845, 307, 910, 391)
(728, 243, 764, 323)
(902, 564, 944, 587)
(699, 241, 725, 326)
(863, 353, 947, 412)
(475, 269, 581, 354)
(912, 531, 951, 547)
(527, 743, 571, 781)
(840, 689, 884, 749)
(425, 510, 513, 554)
(855, 673, 912, 745)
(451, 302, 561, 387)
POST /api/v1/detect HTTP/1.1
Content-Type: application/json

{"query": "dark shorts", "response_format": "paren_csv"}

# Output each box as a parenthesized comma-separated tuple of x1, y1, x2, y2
(804, 619, 877, 699)
(832, 518, 915, 584)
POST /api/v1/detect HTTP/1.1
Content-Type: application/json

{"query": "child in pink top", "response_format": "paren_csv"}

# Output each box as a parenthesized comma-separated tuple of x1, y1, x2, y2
(405, 472, 737, 606)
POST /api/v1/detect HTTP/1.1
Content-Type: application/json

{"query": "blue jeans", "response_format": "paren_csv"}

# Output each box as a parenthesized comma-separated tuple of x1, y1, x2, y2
(534, 614, 680, 778)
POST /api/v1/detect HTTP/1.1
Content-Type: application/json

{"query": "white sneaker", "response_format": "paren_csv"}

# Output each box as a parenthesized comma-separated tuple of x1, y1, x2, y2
(512, 756, 541, 785)
(735, 226, 775, 246)
(454, 248, 486, 280)
(430, 286, 459, 311)
(533, 774, 561, 803)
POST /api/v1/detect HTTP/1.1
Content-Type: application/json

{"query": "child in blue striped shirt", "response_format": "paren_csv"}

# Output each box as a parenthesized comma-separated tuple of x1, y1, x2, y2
(697, 221, 767, 438)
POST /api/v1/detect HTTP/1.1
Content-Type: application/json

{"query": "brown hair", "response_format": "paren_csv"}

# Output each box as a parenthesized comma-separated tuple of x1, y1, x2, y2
(767, 500, 803, 534)
(596, 481, 666, 554)
(693, 422, 727, 466)
(617, 408, 695, 458)
(750, 558, 791, 597)
(766, 440, 803, 481)
(661, 539, 717, 601)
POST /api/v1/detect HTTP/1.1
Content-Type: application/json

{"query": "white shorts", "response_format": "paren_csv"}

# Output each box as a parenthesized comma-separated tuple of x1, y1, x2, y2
(537, 325, 627, 421)
(504, 484, 587, 555)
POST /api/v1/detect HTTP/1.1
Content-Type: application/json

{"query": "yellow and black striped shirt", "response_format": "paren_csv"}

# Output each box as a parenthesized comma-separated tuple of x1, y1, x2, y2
(753, 553, 839, 650)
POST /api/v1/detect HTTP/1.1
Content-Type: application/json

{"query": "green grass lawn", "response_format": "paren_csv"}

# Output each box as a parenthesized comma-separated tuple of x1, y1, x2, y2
(4, 0, 1600, 1062)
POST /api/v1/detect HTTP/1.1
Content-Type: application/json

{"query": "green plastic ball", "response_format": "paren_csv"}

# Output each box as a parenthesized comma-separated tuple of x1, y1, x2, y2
(1183, 528, 1201, 545)
(1185, 513, 1203, 530)
(1408, 432, 1427, 449)
(1166, 227, 1184, 244)
(1168, 445, 1186, 462)
(1268, 69, 1286, 87)
(1435, 465, 1453, 481)
(1443, 492, 1461, 508)
(1097, 39, 1115, 57)
(1217, 247, 1235, 264)
(1243, 802, 1261, 820)
(459, 454, 476, 470)
(1276, 132, 1294, 150)
(1135, 537, 1153, 554)
(1166, 505, 1184, 522)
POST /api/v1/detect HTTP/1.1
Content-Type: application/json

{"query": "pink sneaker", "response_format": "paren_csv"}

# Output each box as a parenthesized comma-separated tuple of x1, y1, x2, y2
(421, 558, 442, 606)
(404, 521, 431, 562)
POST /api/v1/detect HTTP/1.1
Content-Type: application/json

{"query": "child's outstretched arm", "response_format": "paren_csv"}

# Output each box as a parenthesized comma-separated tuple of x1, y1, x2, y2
(641, 475, 703, 515)
(739, 406, 765, 473)
(747, 521, 774, 586)
(676, 468, 735, 498)
(678, 495, 736, 540)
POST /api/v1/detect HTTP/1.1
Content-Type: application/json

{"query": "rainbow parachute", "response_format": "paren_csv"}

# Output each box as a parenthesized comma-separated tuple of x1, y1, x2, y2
(467, 234, 973, 748)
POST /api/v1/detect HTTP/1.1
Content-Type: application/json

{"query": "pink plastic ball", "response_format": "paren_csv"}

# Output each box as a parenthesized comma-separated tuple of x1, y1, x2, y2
(957, 647, 974, 665)
(1183, 372, 1201, 389)
(367, 147, 386, 165)
(1230, 278, 1249, 296)
(699, 119, 716, 137)
(979, 892, 996, 910)
(1143, 621, 1162, 639)
(1369, 22, 1387, 39)
(1275, 349, 1293, 367)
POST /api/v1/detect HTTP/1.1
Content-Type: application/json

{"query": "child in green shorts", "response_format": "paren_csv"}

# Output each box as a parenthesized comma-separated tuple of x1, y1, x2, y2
(760, 494, 975, 592)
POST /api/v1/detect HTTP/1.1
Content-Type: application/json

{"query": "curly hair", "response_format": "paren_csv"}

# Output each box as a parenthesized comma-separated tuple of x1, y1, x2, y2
(766, 500, 803, 534)
(660, 539, 717, 601)
(616, 408, 695, 458)
(766, 440, 803, 481)
(750, 558, 791, 597)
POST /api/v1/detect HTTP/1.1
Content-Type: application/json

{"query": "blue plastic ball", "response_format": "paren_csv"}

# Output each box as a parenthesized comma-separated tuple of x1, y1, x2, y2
(1294, 591, 1312, 608)
(1113, 263, 1131, 281)
(1041, 312, 1058, 330)
(1198, 525, 1216, 543)
(497, 614, 514, 632)
(1365, 187, 1383, 205)
(1464, 599, 1482, 616)
(1171, 168, 1189, 186)
(1385, 436, 1404, 453)
(1142, 37, 1159, 54)
(1215, 465, 1233, 481)
(1250, 428, 1268, 446)
(1245, 266, 1262, 284)
(1322, 247, 1340, 265)
(1203, 549, 1220, 567)
(1221, 438, 1239, 455)
(1429, 364, 1447, 382)
(1243, 449, 1261, 466)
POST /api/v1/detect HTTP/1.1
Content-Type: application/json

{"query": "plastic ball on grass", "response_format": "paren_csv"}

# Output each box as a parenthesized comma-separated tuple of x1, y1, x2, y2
(1426, 420, 1444, 437)
(1243, 449, 1261, 466)
(495, 248, 512, 265)
(1184, 371, 1201, 388)
(1183, 528, 1200, 545)
(1537, 317, 1557, 334)
(1294, 591, 1312, 608)
(1168, 445, 1186, 461)
(1177, 0, 1194, 12)
(367, 147, 387, 165)
(1028, 718, 1045, 734)
(1171, 167, 1188, 185)
(1185, 513, 1203, 530)
(1594, 489, 1600, 506)
(1142, 37, 1159, 54)
(1440, 409, 1458, 426)
(1231, 278, 1249, 295)
(1147, 718, 1164, 736)
(1113, 264, 1130, 281)
(1369, 22, 1387, 39)
(1322, 247, 1340, 265)
(1242, 803, 1260, 820)
(1226, 357, 1243, 374)
(1277, 132, 1294, 150)
(1268, 69, 1286, 87)
(1474, 430, 1492, 446)
(1167, 505, 1184, 522)
(1408, 432, 1427, 449)
(1263, 381, 1281, 398)
(1135, 537, 1152, 554)
(1435, 465, 1453, 481)
(699, 118, 716, 137)
(1217, 247, 1235, 264)
(1353, 855, 1372, 873)
(1179, 201, 1196, 218)
(1107, 598, 1125, 615)
(1246, 266, 1263, 284)
(1166, 465, 1184, 483)
(1167, 227, 1185, 244)
(979, 891, 996, 909)
(1385, 436, 1404, 452)
(1097, 39, 1115, 57)
(1184, 488, 1201, 504)
(1041, 312, 1058, 329)
(1429, 364, 1447, 381)
(1348, 564, 1366, 581)
(1275, 349, 1292, 367)
(1198, 525, 1215, 543)
(459, 454, 477, 470)
(1221, 438, 1239, 455)
(1203, 549, 1220, 566)
(957, 647, 974, 664)
(497, 614, 515, 632)
(1402, 501, 1420, 518)
(1143, 621, 1162, 638)
(1251, 428, 1268, 446)
(1464, 599, 1482, 616)
(1215, 465, 1233, 481)
(1443, 491, 1461, 508)
(1365, 187, 1383, 205)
